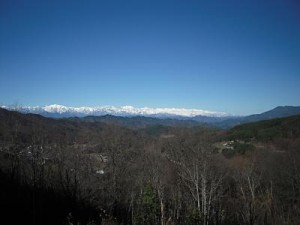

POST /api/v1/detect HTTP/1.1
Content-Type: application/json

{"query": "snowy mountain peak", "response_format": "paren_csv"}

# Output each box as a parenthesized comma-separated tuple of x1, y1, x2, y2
(1, 104, 230, 118)
(44, 104, 69, 113)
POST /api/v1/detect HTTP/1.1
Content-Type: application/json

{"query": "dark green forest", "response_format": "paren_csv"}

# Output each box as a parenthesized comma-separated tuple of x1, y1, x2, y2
(0, 108, 300, 225)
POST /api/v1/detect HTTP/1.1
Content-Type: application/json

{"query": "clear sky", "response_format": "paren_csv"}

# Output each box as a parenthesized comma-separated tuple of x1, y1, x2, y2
(0, 0, 300, 115)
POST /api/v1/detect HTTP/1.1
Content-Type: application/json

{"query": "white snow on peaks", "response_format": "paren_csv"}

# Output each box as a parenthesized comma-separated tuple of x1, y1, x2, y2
(44, 104, 69, 113)
(1, 104, 230, 118)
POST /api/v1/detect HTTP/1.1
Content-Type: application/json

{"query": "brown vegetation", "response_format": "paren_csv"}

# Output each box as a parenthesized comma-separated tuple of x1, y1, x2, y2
(0, 108, 300, 225)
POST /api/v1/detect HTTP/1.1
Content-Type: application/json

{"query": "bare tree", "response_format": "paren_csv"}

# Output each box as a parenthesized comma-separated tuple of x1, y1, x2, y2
(165, 132, 224, 225)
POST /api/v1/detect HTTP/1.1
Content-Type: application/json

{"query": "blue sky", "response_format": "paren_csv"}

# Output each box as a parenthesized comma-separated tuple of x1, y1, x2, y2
(0, 0, 300, 115)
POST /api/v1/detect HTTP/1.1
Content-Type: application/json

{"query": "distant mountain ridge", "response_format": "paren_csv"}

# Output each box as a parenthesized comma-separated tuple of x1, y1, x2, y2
(0, 104, 229, 118)
(1, 105, 300, 128)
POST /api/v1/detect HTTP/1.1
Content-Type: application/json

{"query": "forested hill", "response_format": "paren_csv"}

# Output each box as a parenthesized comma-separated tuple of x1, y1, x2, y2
(227, 115, 300, 141)
(0, 108, 134, 145)
(68, 114, 202, 128)
(0, 108, 205, 144)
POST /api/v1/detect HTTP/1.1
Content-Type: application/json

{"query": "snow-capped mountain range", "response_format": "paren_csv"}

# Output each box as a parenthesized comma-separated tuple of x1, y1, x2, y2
(1, 104, 230, 119)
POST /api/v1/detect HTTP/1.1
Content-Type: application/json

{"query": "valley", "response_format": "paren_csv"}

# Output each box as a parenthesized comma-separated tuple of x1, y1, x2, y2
(0, 107, 300, 225)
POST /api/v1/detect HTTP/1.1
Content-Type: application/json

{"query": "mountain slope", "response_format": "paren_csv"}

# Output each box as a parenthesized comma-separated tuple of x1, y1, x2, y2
(69, 115, 202, 128)
(216, 106, 300, 128)
(245, 106, 300, 121)
(0, 108, 113, 145)
(227, 115, 300, 141)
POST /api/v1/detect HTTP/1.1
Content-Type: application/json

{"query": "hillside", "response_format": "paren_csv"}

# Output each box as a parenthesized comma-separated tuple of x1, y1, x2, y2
(216, 106, 300, 128)
(0, 108, 137, 146)
(227, 115, 300, 141)
(68, 114, 202, 128)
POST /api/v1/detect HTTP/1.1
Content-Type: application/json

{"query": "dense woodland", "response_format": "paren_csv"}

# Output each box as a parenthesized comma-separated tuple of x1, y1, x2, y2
(0, 108, 300, 225)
